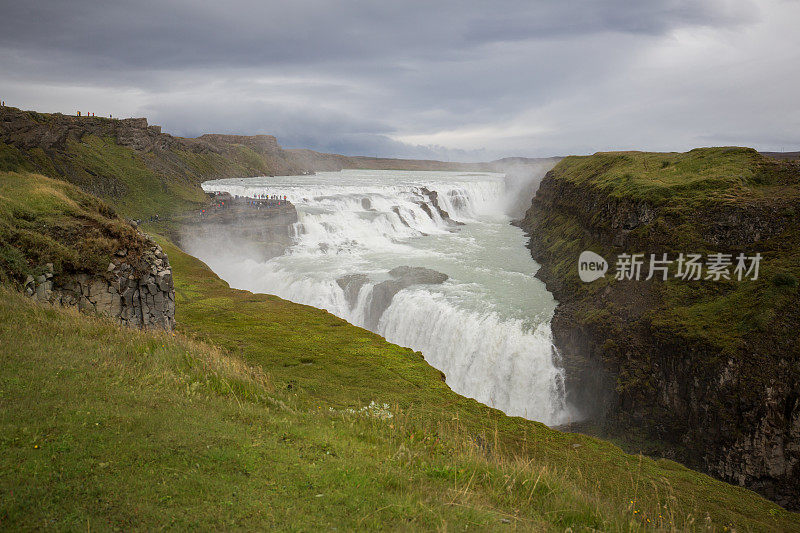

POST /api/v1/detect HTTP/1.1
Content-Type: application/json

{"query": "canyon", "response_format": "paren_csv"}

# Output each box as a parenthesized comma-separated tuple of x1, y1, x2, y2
(3, 106, 798, 510)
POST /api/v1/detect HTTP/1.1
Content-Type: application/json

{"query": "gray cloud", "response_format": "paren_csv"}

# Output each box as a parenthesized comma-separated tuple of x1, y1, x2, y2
(1, 0, 796, 159)
(0, 1, 753, 70)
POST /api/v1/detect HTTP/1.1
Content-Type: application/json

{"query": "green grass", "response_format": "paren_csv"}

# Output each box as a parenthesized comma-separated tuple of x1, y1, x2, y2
(652, 252, 800, 352)
(2, 136, 208, 220)
(63, 135, 208, 219)
(0, 171, 148, 284)
(0, 143, 37, 174)
(171, 147, 282, 184)
(550, 147, 799, 206)
(3, 276, 799, 530)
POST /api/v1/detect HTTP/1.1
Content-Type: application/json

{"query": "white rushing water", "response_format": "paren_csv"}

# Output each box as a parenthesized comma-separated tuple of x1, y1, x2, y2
(193, 169, 575, 426)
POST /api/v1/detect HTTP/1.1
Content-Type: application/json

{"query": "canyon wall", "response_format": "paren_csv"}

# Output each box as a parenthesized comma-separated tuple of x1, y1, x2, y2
(517, 148, 800, 508)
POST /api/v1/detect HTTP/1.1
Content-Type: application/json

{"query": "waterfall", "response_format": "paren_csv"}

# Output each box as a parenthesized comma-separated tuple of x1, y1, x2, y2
(195, 169, 574, 426)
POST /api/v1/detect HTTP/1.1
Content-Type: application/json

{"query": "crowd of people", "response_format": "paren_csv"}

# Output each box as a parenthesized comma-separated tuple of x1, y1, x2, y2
(203, 191, 290, 215)
(237, 193, 289, 209)
(250, 193, 288, 203)
(0, 101, 112, 117)
(76, 111, 112, 117)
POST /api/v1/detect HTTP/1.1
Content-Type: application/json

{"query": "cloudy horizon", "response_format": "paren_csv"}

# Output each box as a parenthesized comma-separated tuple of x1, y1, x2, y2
(1, 0, 798, 161)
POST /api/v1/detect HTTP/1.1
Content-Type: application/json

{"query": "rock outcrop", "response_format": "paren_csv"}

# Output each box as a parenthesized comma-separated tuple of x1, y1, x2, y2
(417, 187, 463, 226)
(336, 274, 370, 309)
(365, 266, 448, 330)
(335, 266, 450, 329)
(24, 240, 175, 330)
(0, 110, 179, 154)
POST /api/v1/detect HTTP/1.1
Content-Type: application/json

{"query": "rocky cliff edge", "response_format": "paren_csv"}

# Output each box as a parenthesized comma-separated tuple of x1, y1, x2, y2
(517, 147, 800, 508)
(0, 171, 175, 330)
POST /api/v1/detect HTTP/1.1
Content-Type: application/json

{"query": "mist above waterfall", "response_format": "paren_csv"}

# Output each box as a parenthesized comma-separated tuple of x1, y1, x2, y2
(187, 168, 576, 425)
(498, 159, 559, 219)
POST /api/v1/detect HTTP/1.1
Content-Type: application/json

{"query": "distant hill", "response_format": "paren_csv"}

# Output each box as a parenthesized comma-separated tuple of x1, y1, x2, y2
(761, 151, 800, 161)
(285, 148, 487, 172)
(285, 148, 561, 174)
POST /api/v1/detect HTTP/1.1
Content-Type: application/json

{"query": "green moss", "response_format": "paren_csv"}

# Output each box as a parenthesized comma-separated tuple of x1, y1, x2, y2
(173, 149, 220, 177)
(532, 148, 800, 355)
(64, 135, 207, 218)
(0, 244, 28, 282)
(0, 143, 36, 173)
(652, 251, 800, 352)
(549, 147, 794, 206)
(772, 271, 799, 287)
(235, 145, 273, 174)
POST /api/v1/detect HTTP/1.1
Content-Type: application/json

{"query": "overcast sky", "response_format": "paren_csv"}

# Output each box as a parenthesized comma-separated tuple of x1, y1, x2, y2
(1, 0, 798, 160)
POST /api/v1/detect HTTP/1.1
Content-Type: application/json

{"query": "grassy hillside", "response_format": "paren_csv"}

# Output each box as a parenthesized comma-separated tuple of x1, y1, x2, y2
(0, 129, 207, 220)
(0, 171, 150, 285)
(2, 173, 799, 529)
(3, 258, 799, 530)
(0, 107, 313, 220)
(548, 147, 793, 203)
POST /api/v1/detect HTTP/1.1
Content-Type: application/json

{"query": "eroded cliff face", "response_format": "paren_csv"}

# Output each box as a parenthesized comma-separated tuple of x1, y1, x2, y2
(517, 149, 800, 508)
(180, 196, 299, 262)
(0, 171, 177, 331)
(24, 239, 175, 330)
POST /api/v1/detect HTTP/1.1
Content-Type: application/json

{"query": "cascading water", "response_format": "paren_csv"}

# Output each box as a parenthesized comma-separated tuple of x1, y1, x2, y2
(193, 169, 575, 426)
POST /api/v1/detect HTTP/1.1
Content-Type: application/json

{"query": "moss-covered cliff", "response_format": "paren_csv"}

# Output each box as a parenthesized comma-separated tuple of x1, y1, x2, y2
(517, 147, 800, 508)
(0, 171, 176, 328)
